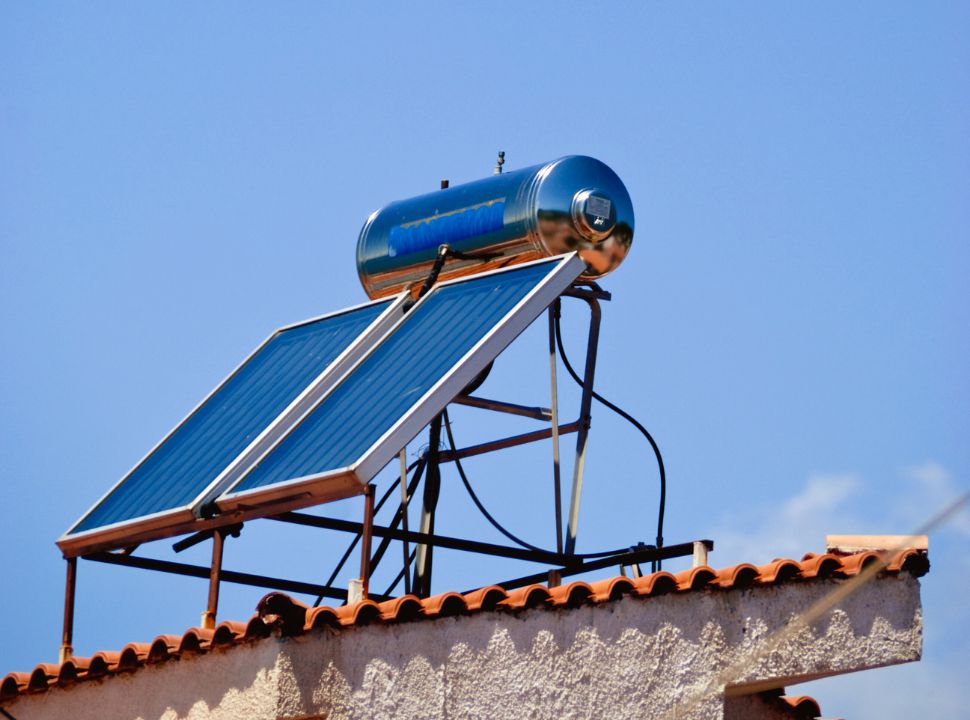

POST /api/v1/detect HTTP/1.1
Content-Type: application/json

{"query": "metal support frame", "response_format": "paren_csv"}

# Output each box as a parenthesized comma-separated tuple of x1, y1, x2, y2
(438, 422, 579, 463)
(61, 281, 701, 650)
(563, 295, 601, 555)
(83, 550, 372, 602)
(201, 528, 226, 629)
(487, 540, 714, 593)
(60, 557, 77, 663)
(270, 513, 712, 590)
(272, 512, 564, 564)
(359, 484, 376, 598)
(398, 450, 412, 594)
(451, 394, 551, 421)
(548, 301, 564, 556)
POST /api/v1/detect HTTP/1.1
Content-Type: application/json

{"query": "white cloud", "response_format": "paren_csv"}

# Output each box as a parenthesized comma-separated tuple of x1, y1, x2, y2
(710, 462, 968, 568)
(711, 473, 861, 565)
(901, 460, 970, 538)
(782, 473, 860, 519)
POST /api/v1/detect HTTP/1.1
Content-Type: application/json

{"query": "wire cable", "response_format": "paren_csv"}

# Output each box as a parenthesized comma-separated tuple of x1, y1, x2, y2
(553, 313, 666, 555)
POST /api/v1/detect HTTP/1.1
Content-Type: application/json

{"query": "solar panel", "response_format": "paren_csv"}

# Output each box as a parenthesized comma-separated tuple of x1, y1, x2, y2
(213, 253, 585, 514)
(58, 296, 408, 555)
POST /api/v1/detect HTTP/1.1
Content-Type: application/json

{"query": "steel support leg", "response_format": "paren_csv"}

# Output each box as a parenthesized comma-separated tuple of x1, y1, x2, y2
(202, 529, 225, 629)
(548, 301, 564, 556)
(59, 557, 77, 663)
(359, 484, 376, 599)
(564, 298, 602, 556)
(399, 450, 412, 594)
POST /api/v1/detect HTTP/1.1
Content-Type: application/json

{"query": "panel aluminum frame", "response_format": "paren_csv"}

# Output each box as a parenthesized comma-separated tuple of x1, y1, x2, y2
(57, 295, 410, 557)
(213, 253, 586, 517)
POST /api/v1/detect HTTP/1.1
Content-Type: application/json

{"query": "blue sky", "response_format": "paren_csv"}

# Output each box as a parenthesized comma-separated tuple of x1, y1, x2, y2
(2, 3, 968, 716)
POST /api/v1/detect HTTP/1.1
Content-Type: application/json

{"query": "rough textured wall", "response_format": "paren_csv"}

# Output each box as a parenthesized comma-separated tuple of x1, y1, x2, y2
(5, 575, 921, 720)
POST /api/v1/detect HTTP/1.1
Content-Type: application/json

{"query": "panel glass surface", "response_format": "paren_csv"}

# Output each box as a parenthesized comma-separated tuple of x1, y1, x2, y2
(69, 300, 390, 535)
(230, 259, 563, 493)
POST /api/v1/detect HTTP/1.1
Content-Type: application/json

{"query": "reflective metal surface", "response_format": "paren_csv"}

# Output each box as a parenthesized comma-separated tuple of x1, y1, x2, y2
(356, 155, 634, 299)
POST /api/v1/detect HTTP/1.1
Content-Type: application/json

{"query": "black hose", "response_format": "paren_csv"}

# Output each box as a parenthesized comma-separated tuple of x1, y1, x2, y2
(553, 314, 666, 557)
(442, 408, 629, 560)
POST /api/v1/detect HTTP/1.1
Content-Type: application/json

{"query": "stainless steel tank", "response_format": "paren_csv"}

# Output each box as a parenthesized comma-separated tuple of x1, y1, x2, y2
(356, 155, 634, 299)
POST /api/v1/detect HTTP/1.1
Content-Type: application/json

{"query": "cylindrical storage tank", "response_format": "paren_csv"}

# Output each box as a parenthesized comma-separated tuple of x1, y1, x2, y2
(356, 155, 634, 299)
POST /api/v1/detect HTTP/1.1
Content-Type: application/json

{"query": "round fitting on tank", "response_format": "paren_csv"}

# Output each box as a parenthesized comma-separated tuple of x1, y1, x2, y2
(571, 189, 616, 243)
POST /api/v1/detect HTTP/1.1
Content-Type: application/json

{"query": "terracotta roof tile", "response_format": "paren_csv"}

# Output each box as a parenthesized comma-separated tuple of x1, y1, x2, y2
(0, 548, 928, 706)
(334, 598, 381, 626)
(1, 673, 28, 701)
(839, 550, 882, 575)
(588, 575, 634, 602)
(548, 580, 594, 607)
(797, 553, 844, 580)
(177, 628, 212, 655)
(462, 584, 507, 611)
(712, 563, 760, 589)
(118, 643, 150, 671)
(56, 656, 89, 683)
(887, 547, 931, 575)
(499, 583, 551, 610)
(674, 565, 718, 591)
(421, 591, 467, 618)
(147, 635, 182, 663)
(631, 570, 678, 596)
(212, 620, 249, 647)
(378, 594, 424, 622)
(755, 559, 803, 584)
(27, 664, 58, 692)
(305, 605, 340, 630)
(85, 653, 112, 680)
(779, 694, 822, 718)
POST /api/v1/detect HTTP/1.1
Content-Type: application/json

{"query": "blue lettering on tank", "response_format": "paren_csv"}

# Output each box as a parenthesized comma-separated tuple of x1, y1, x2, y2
(388, 201, 506, 257)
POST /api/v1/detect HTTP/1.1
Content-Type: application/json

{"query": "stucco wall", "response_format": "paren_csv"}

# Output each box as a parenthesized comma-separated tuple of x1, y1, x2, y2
(5, 574, 921, 720)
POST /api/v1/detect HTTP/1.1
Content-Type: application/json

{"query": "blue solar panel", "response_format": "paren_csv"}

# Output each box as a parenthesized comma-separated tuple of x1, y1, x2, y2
(65, 300, 393, 539)
(222, 256, 582, 501)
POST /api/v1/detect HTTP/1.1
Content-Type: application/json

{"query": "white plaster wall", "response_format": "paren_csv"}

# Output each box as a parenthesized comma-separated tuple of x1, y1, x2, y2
(5, 574, 922, 720)
(5, 642, 282, 720)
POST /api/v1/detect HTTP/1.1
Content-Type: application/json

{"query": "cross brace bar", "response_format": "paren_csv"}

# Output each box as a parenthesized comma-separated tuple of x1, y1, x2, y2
(481, 539, 714, 593)
(82, 551, 387, 603)
(271, 511, 566, 565)
(452, 394, 552, 421)
(438, 422, 579, 463)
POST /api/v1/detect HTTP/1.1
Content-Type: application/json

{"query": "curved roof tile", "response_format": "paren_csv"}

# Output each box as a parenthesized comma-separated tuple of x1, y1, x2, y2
(588, 576, 634, 602)
(500, 583, 551, 610)
(463, 585, 507, 612)
(420, 591, 467, 618)
(148, 635, 182, 664)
